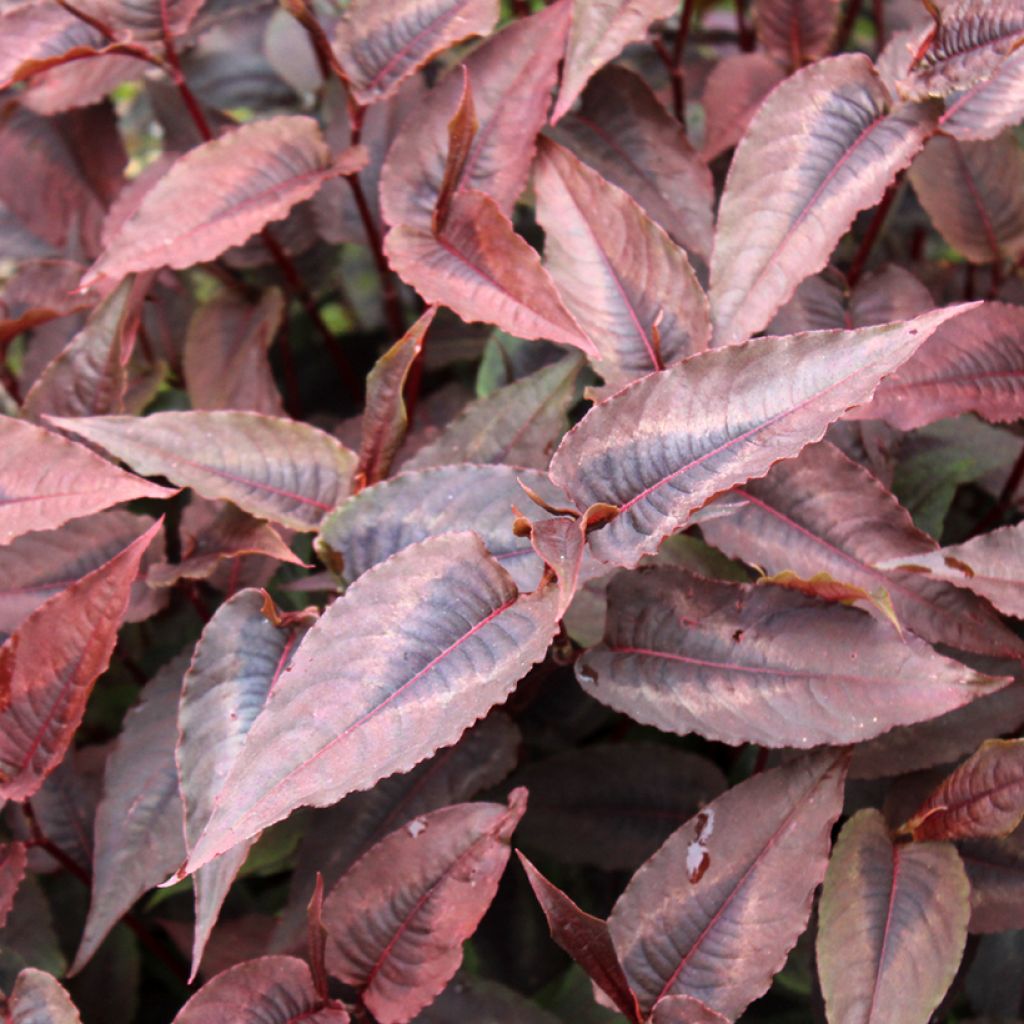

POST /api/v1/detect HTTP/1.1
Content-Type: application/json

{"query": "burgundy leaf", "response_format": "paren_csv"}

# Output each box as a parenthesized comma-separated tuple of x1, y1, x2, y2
(534, 138, 710, 392)
(332, 0, 499, 106)
(548, 307, 970, 568)
(817, 809, 970, 1024)
(82, 117, 366, 286)
(384, 190, 596, 355)
(184, 533, 561, 872)
(0, 842, 27, 930)
(710, 55, 939, 346)
(552, 0, 678, 124)
(514, 743, 726, 871)
(177, 590, 315, 978)
(900, 739, 1024, 842)
(699, 442, 1024, 659)
(941, 46, 1024, 141)
(550, 65, 715, 259)
(380, 1, 570, 229)
(183, 288, 286, 416)
(609, 750, 847, 1017)
(753, 0, 841, 66)
(699, 52, 786, 163)
(650, 996, 730, 1024)
(20, 53, 144, 117)
(518, 854, 641, 1023)
(0, 519, 161, 802)
(3, 968, 82, 1023)
(172, 955, 349, 1023)
(404, 355, 581, 471)
(0, 260, 96, 346)
(959, 824, 1024, 933)
(411, 972, 560, 1023)
(577, 567, 1006, 748)
(323, 792, 526, 1024)
(69, 0, 206, 41)
(357, 308, 436, 488)
(49, 411, 357, 531)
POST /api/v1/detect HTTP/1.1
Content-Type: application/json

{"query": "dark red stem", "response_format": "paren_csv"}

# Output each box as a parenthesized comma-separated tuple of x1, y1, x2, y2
(872, 0, 885, 48)
(736, 0, 755, 50)
(973, 441, 1024, 536)
(846, 178, 901, 287)
(834, 0, 865, 51)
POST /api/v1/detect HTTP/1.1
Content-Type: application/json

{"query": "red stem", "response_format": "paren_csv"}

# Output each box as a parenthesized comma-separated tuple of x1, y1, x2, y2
(872, 0, 885, 48)
(846, 179, 901, 287)
(736, 0, 755, 50)
(834, 0, 865, 51)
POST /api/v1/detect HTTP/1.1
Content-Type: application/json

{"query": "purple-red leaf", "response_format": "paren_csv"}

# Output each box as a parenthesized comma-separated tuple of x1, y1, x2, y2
(185, 533, 561, 872)
(324, 792, 527, 1024)
(82, 117, 366, 285)
(412, 973, 560, 1023)
(50, 411, 357, 532)
(700, 52, 786, 163)
(0, 842, 27, 930)
(549, 307, 970, 568)
(753, 0, 841, 66)
(518, 854, 641, 1022)
(0, 520, 161, 802)
(172, 955, 349, 1023)
(941, 46, 1024, 140)
(0, 261, 95, 346)
(959, 824, 1024, 933)
(817, 809, 970, 1024)
(332, 0, 499, 106)
(609, 750, 847, 1018)
(650, 996, 730, 1024)
(710, 54, 939, 346)
(0, 417, 173, 545)
(534, 138, 709, 392)
(2, 968, 82, 1023)
(70, 0, 206, 41)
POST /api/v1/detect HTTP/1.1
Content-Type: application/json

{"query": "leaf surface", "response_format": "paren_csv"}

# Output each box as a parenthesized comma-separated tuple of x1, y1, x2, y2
(49, 411, 356, 532)
(959, 825, 1024, 933)
(753, 0, 841, 65)
(609, 751, 847, 1017)
(549, 307, 969, 568)
(185, 533, 561, 872)
(941, 47, 1024, 140)
(0, 842, 27, 930)
(710, 54, 938, 345)
(817, 809, 969, 1024)
(71, 0, 206, 40)
(700, 52, 787, 162)
(4, 968, 82, 1024)
(0, 520, 161, 802)
(323, 793, 526, 1024)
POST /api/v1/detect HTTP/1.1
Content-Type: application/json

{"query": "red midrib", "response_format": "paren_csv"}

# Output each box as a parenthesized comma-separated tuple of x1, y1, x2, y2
(364, 1, 469, 92)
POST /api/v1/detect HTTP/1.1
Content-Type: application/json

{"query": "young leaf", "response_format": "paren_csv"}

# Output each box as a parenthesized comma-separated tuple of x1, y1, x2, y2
(700, 442, 1024, 659)
(900, 739, 1024, 841)
(609, 750, 847, 1017)
(185, 533, 562, 873)
(0, 842, 27, 930)
(959, 825, 1024, 933)
(49, 411, 357, 531)
(817, 809, 970, 1024)
(177, 590, 315, 978)
(0, 520, 161, 802)
(3, 968, 82, 1024)
(172, 955, 349, 1023)
(332, 0, 499, 106)
(700, 52, 786, 163)
(71, 654, 189, 974)
(552, 0, 678, 124)
(82, 117, 367, 286)
(577, 567, 1006, 748)
(0, 418, 174, 545)
(323, 792, 527, 1023)
(550, 65, 714, 259)
(753, 0, 841, 66)
(710, 55, 939, 346)
(549, 307, 971, 568)
(533, 138, 710, 392)
(941, 47, 1024, 141)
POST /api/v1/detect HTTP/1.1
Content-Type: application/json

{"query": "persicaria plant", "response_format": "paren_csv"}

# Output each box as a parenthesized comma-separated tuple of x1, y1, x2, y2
(1, 0, 1024, 1020)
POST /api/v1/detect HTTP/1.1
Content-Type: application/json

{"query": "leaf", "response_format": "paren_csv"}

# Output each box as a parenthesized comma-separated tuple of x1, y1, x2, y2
(357, 308, 435, 488)
(177, 590, 315, 979)
(514, 743, 726, 871)
(552, 0, 678, 124)
(0, 417, 173, 546)
(577, 567, 1005, 748)
(900, 739, 1024, 842)
(959, 825, 1024, 933)
(900, 0, 1024, 101)
(0, 520, 161, 802)
(332, 0, 500, 106)
(699, 442, 1024, 659)
(380, 0, 571, 230)
(548, 307, 970, 568)
(0, 842, 27, 930)
(71, 0, 207, 41)
(651, 997, 730, 1024)
(172, 955, 349, 1023)
(709, 54, 939, 346)
(317, 464, 567, 591)
(70, 654, 189, 974)
(185, 533, 561, 873)
(405, 356, 581, 471)
(82, 117, 367, 285)
(49, 411, 357, 532)
(817, 809, 970, 1024)
(700, 52, 787, 163)
(550, 65, 714, 259)
(518, 855, 641, 1022)
(533, 138, 710, 393)
(323, 792, 527, 1024)
(753, 0, 841, 66)
(384, 189, 596, 356)
(412, 972, 561, 1023)
(183, 288, 286, 416)
(941, 47, 1024, 141)
(0, 260, 95, 346)
(609, 750, 847, 1017)
(3, 968, 82, 1023)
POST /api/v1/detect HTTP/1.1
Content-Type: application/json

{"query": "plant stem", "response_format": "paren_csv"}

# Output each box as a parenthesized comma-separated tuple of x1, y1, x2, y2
(973, 440, 1024, 535)
(736, 0, 755, 51)
(834, 0, 865, 52)
(846, 179, 900, 287)
(872, 0, 885, 48)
